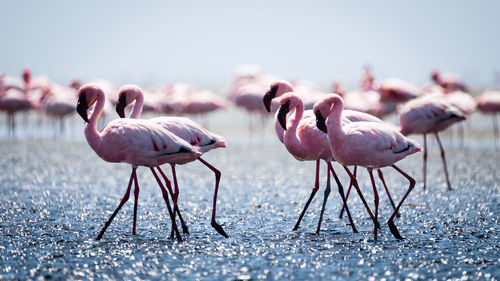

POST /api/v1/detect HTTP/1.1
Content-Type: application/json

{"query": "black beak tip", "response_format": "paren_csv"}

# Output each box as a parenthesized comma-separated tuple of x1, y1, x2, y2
(263, 94, 272, 112)
(315, 111, 328, 133)
(277, 102, 290, 130)
(116, 95, 127, 118)
(76, 94, 89, 123)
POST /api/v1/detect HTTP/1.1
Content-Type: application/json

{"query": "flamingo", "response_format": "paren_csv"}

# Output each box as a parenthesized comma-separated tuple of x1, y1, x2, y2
(39, 84, 78, 133)
(476, 89, 500, 145)
(264, 81, 392, 234)
(314, 94, 422, 240)
(115, 85, 229, 238)
(273, 92, 357, 234)
(0, 69, 50, 135)
(377, 78, 422, 103)
(76, 83, 203, 241)
(431, 70, 469, 93)
(399, 94, 466, 190)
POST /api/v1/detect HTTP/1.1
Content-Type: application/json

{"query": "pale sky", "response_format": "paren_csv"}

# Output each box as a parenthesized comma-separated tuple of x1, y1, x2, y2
(1, 0, 499, 89)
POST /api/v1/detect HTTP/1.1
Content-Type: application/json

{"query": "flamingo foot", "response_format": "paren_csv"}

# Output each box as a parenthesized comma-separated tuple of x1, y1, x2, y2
(181, 225, 190, 234)
(211, 221, 229, 238)
(388, 219, 404, 240)
(347, 223, 358, 233)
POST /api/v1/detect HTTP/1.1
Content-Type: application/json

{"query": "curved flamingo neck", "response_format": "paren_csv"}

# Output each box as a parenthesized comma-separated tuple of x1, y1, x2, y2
(274, 109, 285, 143)
(287, 98, 304, 133)
(325, 95, 345, 140)
(284, 98, 306, 153)
(84, 91, 106, 153)
(130, 93, 144, 118)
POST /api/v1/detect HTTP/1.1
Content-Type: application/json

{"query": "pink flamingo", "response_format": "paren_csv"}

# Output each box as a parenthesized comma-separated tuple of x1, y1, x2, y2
(274, 92, 358, 234)
(399, 94, 466, 190)
(76, 83, 203, 241)
(264, 81, 387, 234)
(0, 69, 50, 135)
(476, 89, 500, 145)
(115, 85, 229, 238)
(39, 84, 78, 133)
(315, 94, 422, 240)
(431, 70, 469, 93)
(378, 78, 422, 103)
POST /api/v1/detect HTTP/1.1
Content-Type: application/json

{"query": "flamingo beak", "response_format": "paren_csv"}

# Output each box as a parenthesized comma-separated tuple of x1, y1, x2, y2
(277, 101, 290, 130)
(315, 110, 328, 133)
(116, 95, 127, 118)
(76, 93, 89, 123)
(263, 86, 278, 112)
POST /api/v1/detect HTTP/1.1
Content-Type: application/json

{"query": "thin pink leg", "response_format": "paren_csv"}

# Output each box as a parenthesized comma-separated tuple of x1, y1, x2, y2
(387, 164, 416, 240)
(96, 169, 134, 240)
(197, 157, 229, 238)
(435, 132, 452, 190)
(377, 168, 399, 217)
(316, 162, 358, 233)
(158, 166, 189, 234)
(423, 133, 427, 189)
(150, 168, 182, 242)
(493, 113, 498, 148)
(342, 166, 380, 230)
(293, 159, 320, 231)
(339, 165, 357, 218)
(316, 162, 331, 234)
(368, 168, 379, 240)
(132, 167, 139, 235)
(458, 122, 464, 147)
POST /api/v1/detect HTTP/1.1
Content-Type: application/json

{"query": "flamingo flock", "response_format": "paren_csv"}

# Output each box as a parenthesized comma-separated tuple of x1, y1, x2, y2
(2, 65, 499, 241)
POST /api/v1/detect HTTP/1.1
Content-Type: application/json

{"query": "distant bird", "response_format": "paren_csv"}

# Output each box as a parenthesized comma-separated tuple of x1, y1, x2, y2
(315, 94, 422, 240)
(0, 69, 50, 135)
(264, 81, 386, 234)
(399, 94, 466, 190)
(378, 78, 422, 103)
(0, 87, 35, 135)
(39, 84, 78, 132)
(476, 89, 500, 144)
(77, 83, 203, 241)
(116, 85, 229, 238)
(431, 70, 469, 93)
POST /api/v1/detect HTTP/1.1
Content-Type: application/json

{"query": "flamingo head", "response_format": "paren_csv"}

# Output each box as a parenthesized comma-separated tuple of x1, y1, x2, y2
(313, 96, 337, 134)
(276, 93, 300, 130)
(431, 70, 440, 83)
(22, 68, 31, 85)
(263, 80, 294, 112)
(69, 79, 82, 91)
(77, 84, 102, 122)
(116, 84, 142, 118)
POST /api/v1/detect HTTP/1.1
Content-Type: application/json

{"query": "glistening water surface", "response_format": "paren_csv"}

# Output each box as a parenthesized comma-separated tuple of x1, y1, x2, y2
(0, 112, 499, 280)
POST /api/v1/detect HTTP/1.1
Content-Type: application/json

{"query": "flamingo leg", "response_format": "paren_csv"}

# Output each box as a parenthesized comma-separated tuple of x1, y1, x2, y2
(316, 161, 331, 234)
(423, 133, 427, 189)
(197, 157, 229, 238)
(377, 168, 400, 217)
(150, 168, 182, 242)
(160, 165, 189, 234)
(293, 159, 320, 231)
(493, 112, 499, 148)
(325, 163, 357, 233)
(339, 165, 357, 219)
(435, 132, 452, 190)
(387, 164, 416, 240)
(458, 122, 464, 147)
(132, 167, 139, 235)
(368, 168, 379, 240)
(342, 166, 380, 230)
(96, 169, 134, 240)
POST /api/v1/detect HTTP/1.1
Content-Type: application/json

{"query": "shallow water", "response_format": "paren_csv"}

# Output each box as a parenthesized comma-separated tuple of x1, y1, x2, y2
(0, 111, 499, 280)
